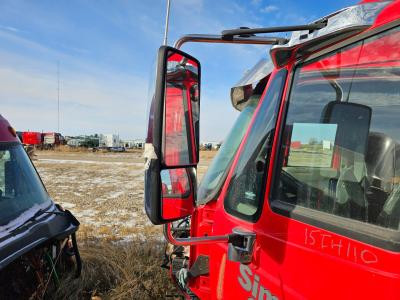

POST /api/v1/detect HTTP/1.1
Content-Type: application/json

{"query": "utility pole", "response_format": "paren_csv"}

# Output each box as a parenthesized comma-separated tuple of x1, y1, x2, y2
(57, 61, 60, 133)
(163, 0, 171, 45)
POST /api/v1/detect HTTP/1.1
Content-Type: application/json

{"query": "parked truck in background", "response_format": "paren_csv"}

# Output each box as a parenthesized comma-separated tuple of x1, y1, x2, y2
(99, 134, 122, 150)
(144, 1, 400, 299)
(43, 132, 64, 149)
(67, 135, 100, 148)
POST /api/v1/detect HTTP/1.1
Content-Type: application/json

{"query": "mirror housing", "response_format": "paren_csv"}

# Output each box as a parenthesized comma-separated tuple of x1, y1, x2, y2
(144, 46, 200, 225)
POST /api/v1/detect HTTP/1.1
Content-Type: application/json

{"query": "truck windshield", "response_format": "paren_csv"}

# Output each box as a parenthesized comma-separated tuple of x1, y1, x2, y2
(197, 96, 260, 204)
(0, 142, 50, 227)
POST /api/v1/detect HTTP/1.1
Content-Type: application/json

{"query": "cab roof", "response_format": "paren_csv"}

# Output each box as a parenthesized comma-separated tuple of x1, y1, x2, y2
(0, 115, 20, 143)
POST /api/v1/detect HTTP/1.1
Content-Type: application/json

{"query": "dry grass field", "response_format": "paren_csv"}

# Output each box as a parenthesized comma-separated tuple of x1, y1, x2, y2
(32, 149, 216, 299)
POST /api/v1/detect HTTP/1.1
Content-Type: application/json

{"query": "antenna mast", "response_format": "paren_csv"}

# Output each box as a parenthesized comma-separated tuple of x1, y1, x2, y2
(57, 61, 60, 133)
(163, 0, 171, 45)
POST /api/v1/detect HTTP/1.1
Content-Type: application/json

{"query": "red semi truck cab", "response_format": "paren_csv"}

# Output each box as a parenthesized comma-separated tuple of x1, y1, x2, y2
(144, 1, 400, 299)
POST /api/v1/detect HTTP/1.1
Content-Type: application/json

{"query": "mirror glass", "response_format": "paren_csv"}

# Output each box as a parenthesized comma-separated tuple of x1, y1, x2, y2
(161, 168, 190, 198)
(163, 50, 199, 167)
(161, 168, 194, 220)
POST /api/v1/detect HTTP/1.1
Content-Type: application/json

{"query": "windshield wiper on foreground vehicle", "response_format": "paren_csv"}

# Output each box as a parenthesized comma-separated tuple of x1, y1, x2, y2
(10, 208, 65, 235)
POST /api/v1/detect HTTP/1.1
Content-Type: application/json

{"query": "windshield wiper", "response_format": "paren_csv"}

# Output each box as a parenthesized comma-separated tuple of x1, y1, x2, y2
(10, 208, 65, 234)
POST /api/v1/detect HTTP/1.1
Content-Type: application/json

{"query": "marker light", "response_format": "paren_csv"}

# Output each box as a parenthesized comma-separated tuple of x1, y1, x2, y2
(8, 126, 17, 137)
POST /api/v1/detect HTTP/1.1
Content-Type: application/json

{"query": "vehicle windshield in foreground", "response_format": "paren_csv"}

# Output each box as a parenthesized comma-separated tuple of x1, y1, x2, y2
(197, 95, 260, 204)
(0, 142, 51, 227)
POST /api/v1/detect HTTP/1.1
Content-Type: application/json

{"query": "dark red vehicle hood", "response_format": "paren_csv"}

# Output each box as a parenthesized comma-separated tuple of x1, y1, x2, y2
(0, 115, 19, 143)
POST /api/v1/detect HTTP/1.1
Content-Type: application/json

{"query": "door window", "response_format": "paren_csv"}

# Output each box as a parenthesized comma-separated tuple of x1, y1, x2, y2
(273, 26, 400, 230)
(224, 69, 287, 221)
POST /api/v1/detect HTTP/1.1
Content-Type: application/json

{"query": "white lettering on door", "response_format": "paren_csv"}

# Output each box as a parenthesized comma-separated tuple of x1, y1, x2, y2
(304, 228, 378, 264)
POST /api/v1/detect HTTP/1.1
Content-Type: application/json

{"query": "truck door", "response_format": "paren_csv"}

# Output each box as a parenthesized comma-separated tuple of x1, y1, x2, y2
(268, 25, 400, 299)
(192, 25, 400, 300)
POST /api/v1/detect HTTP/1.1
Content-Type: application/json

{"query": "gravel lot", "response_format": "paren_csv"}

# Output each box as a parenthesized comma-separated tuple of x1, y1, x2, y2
(33, 150, 215, 241)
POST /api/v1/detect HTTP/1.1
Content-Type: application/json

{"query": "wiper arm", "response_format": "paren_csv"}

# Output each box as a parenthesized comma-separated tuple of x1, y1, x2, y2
(10, 208, 65, 234)
(221, 21, 327, 40)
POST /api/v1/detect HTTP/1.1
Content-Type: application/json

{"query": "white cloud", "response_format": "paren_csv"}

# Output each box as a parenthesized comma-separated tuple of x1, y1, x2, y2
(261, 5, 279, 13)
(0, 25, 20, 32)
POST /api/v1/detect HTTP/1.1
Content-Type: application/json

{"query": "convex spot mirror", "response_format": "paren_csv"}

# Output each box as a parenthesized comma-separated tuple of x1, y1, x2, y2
(161, 168, 196, 220)
(145, 46, 200, 225)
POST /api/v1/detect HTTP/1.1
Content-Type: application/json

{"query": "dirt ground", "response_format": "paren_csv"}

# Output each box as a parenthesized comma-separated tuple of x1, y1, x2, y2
(33, 150, 216, 241)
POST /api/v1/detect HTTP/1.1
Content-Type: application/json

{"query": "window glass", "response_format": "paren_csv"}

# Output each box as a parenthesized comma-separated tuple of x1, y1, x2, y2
(197, 95, 260, 205)
(224, 70, 287, 220)
(273, 26, 400, 229)
(0, 143, 50, 226)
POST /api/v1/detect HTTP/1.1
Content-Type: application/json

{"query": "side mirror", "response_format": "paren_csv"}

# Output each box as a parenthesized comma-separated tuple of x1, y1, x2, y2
(145, 46, 200, 225)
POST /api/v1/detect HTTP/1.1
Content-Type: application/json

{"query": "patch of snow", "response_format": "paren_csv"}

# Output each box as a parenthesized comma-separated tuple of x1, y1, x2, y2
(107, 191, 125, 199)
(58, 202, 76, 209)
(74, 209, 97, 218)
(38, 158, 141, 166)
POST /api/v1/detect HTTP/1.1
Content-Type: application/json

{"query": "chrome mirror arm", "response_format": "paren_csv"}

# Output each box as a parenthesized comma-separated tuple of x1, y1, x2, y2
(164, 223, 257, 264)
(163, 223, 230, 246)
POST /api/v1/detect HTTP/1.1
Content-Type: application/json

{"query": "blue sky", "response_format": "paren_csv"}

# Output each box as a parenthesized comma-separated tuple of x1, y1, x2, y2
(0, 0, 355, 140)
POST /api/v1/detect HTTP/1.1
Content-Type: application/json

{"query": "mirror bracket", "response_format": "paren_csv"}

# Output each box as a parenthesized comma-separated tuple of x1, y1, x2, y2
(163, 223, 230, 246)
(163, 223, 255, 253)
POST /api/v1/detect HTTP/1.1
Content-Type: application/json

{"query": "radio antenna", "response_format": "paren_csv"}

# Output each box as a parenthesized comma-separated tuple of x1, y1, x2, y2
(57, 61, 60, 133)
(163, 0, 171, 45)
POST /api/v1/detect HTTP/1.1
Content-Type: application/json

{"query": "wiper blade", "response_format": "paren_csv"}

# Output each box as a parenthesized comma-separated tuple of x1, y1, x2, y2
(221, 21, 327, 40)
(10, 208, 65, 234)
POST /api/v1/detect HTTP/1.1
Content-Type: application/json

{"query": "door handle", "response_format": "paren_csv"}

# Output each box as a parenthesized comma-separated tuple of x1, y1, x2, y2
(227, 228, 256, 264)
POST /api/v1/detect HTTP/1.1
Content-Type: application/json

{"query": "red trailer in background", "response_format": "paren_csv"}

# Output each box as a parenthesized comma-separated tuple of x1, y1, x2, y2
(290, 141, 301, 149)
(22, 132, 42, 146)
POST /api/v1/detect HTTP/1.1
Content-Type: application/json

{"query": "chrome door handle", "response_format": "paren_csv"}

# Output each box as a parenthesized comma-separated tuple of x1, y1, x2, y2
(227, 228, 256, 264)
